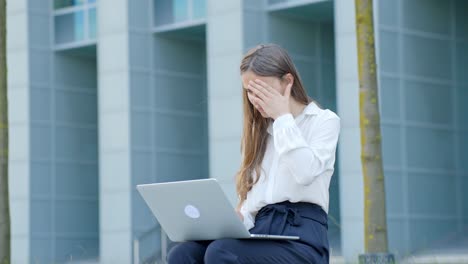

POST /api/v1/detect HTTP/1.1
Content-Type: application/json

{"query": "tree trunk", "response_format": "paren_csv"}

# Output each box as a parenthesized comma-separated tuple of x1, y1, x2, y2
(0, 0, 11, 262)
(354, 0, 389, 254)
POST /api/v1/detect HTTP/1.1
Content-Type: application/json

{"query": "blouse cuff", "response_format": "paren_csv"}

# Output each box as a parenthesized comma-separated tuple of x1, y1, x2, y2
(273, 113, 295, 131)
(240, 204, 255, 231)
(243, 213, 255, 231)
(272, 114, 308, 155)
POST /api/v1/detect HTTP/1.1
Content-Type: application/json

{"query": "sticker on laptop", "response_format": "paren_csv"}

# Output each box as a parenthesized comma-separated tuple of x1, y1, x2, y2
(184, 204, 200, 219)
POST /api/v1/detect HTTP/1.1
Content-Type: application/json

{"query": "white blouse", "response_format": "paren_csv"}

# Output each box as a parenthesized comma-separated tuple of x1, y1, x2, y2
(239, 101, 341, 231)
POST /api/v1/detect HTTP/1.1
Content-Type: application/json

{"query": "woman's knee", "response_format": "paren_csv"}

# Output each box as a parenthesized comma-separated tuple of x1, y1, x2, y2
(204, 239, 240, 264)
(167, 241, 206, 264)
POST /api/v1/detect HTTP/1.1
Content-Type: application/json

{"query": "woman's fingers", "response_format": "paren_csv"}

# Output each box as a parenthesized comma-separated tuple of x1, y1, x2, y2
(249, 80, 273, 98)
(253, 97, 266, 110)
(248, 86, 268, 103)
(254, 79, 280, 96)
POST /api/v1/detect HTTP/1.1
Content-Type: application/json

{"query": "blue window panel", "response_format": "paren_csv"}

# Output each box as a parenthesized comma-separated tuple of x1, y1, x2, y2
(381, 125, 402, 168)
(402, 35, 451, 80)
(54, 0, 86, 10)
(402, 0, 450, 35)
(406, 127, 454, 170)
(456, 42, 468, 85)
(30, 50, 51, 84)
(387, 219, 408, 257)
(131, 111, 151, 149)
(174, 0, 188, 22)
(460, 132, 468, 173)
(54, 11, 85, 44)
(155, 75, 205, 113)
(31, 200, 52, 234)
(455, 0, 468, 40)
(404, 80, 453, 125)
(55, 126, 98, 161)
(89, 8, 97, 39)
(458, 86, 468, 130)
(154, 0, 174, 26)
(384, 171, 404, 216)
(31, 162, 52, 196)
(31, 238, 53, 264)
(409, 219, 456, 252)
(408, 172, 457, 215)
(130, 73, 151, 109)
(55, 200, 99, 233)
(193, 0, 206, 19)
(55, 163, 98, 197)
(31, 89, 51, 122)
(379, 77, 400, 121)
(31, 124, 52, 160)
(379, 31, 399, 74)
(156, 153, 208, 183)
(377, 0, 397, 27)
(132, 151, 153, 185)
(55, 238, 99, 262)
(268, 0, 287, 4)
(55, 90, 97, 125)
(155, 114, 207, 151)
(463, 171, 468, 217)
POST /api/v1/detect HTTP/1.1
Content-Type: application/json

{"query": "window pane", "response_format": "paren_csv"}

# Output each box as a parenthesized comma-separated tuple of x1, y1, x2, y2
(174, 0, 188, 22)
(89, 8, 97, 39)
(154, 0, 174, 26)
(54, 11, 85, 44)
(54, 0, 86, 10)
(193, 0, 206, 19)
(268, 0, 287, 4)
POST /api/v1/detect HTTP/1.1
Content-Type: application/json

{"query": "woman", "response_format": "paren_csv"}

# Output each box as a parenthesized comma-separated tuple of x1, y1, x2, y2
(167, 43, 340, 264)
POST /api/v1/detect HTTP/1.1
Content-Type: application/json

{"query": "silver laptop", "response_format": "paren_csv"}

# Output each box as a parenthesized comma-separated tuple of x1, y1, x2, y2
(136, 178, 300, 242)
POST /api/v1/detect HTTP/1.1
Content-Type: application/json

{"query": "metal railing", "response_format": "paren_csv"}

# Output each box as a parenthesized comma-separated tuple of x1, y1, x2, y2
(133, 224, 170, 264)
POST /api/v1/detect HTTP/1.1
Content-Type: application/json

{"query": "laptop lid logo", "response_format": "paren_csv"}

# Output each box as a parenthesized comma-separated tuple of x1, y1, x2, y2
(184, 204, 200, 219)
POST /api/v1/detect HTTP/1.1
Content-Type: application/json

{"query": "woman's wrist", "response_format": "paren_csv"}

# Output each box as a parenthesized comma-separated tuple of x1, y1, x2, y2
(236, 209, 244, 221)
(273, 111, 291, 120)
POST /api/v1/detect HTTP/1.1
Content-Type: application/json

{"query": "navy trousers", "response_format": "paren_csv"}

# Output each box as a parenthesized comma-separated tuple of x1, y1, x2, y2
(167, 201, 329, 264)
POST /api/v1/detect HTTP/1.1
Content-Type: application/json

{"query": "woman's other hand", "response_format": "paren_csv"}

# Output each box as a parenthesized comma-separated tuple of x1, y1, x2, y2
(236, 209, 244, 222)
(247, 78, 292, 120)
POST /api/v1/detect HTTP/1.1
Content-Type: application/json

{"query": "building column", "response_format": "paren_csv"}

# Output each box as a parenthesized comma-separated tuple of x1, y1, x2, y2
(6, 0, 30, 262)
(206, 0, 266, 206)
(334, 0, 365, 262)
(206, 0, 244, 205)
(97, 0, 133, 262)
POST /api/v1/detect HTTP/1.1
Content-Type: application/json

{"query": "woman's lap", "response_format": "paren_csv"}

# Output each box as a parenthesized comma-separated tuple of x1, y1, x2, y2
(167, 240, 211, 264)
(167, 238, 322, 264)
(166, 201, 329, 264)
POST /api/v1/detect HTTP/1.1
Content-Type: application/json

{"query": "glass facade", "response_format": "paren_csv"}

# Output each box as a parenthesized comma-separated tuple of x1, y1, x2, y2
(154, 0, 206, 27)
(54, 0, 86, 10)
(376, 0, 468, 255)
(89, 8, 96, 39)
(54, 0, 97, 46)
(6, 0, 468, 262)
(54, 11, 85, 44)
(192, 0, 206, 20)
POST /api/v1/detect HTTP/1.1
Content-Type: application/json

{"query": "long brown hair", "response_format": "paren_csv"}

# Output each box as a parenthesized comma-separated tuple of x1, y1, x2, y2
(236, 43, 312, 206)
